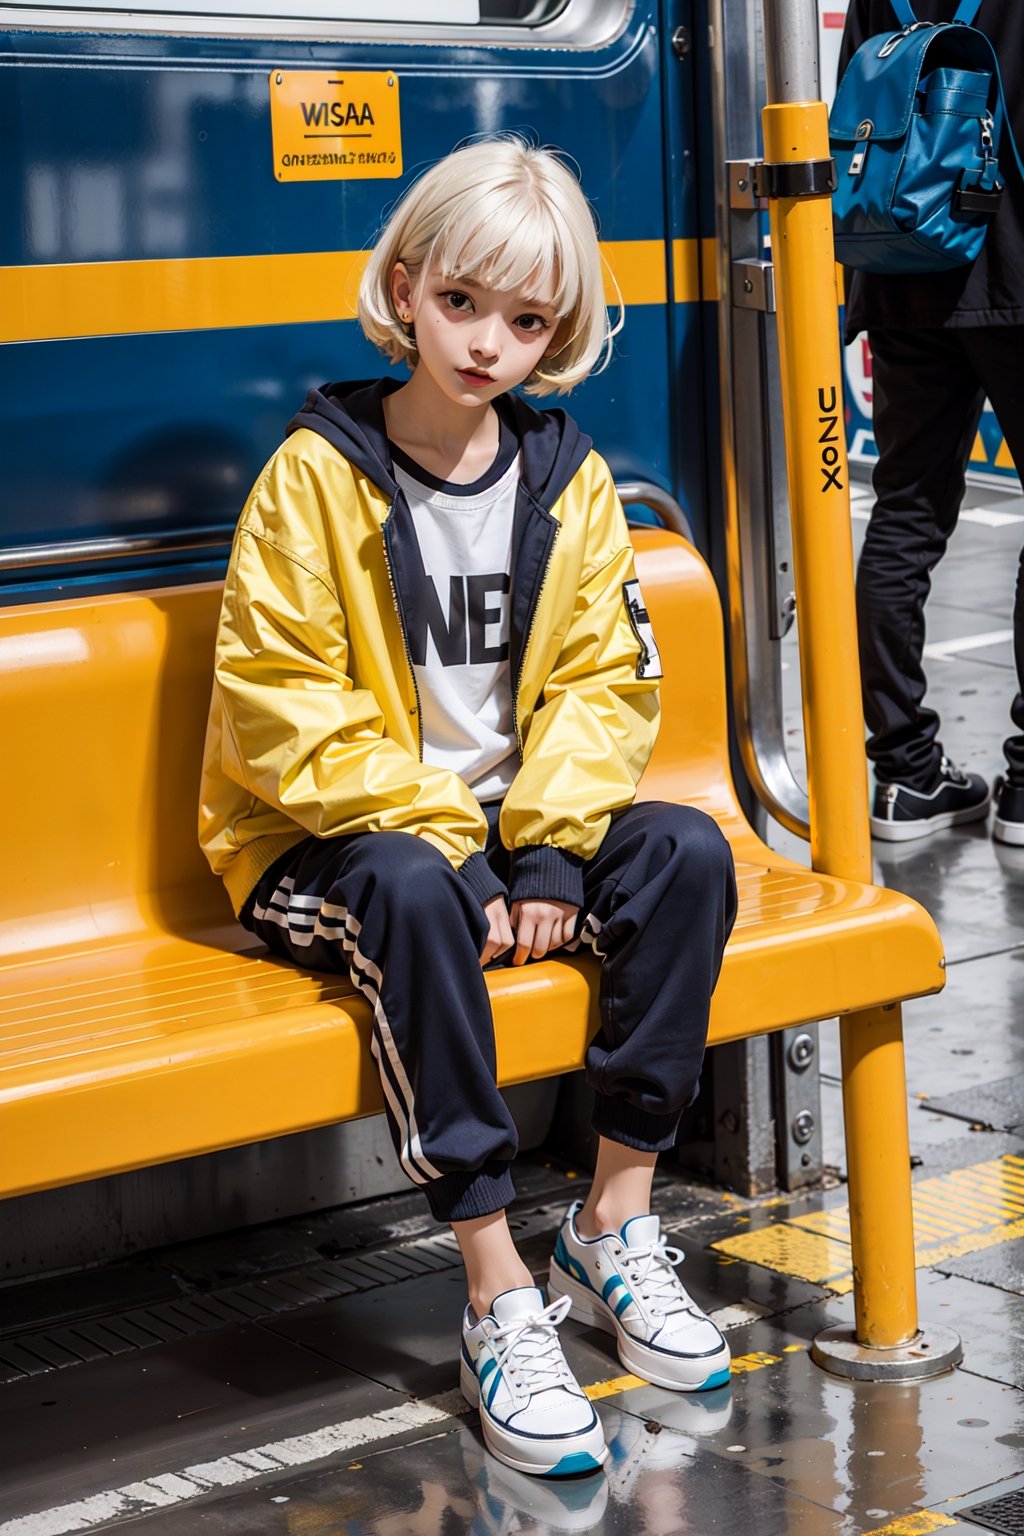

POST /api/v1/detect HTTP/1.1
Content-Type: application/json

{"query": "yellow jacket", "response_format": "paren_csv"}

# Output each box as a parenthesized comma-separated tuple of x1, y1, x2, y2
(199, 380, 661, 917)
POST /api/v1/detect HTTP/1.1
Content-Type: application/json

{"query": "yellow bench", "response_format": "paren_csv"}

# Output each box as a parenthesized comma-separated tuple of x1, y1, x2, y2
(0, 529, 945, 1198)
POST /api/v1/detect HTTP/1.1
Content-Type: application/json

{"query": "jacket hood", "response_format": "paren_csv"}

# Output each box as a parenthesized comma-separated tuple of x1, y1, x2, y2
(287, 377, 592, 511)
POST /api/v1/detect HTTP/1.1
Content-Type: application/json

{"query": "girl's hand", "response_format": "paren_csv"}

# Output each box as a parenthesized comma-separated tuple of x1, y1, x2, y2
(480, 896, 515, 966)
(510, 900, 579, 965)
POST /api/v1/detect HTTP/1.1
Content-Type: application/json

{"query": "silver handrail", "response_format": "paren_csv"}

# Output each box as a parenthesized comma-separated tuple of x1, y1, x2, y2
(0, 481, 692, 575)
(617, 480, 694, 542)
(709, 0, 811, 839)
(0, 526, 233, 572)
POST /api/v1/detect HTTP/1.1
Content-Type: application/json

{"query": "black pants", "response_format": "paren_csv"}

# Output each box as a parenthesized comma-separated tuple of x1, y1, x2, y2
(241, 801, 737, 1224)
(859, 325, 1024, 789)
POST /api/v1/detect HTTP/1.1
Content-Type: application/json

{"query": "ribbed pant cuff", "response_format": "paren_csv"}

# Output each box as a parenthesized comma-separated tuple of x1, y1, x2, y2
(592, 1096, 681, 1154)
(426, 1161, 517, 1223)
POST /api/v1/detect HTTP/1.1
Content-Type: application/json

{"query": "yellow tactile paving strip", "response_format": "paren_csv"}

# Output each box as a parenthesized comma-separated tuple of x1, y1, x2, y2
(861, 1514, 958, 1536)
(582, 1348, 793, 1403)
(712, 1154, 1024, 1294)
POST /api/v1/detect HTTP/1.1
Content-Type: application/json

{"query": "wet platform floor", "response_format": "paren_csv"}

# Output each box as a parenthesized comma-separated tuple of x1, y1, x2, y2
(2, 477, 1024, 1536)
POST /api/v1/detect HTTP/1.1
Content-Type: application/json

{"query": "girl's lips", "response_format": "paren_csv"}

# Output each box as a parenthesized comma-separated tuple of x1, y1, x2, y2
(457, 369, 493, 387)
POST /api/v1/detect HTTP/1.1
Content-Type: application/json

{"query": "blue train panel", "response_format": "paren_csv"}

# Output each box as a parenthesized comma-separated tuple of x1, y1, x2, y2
(0, 3, 710, 599)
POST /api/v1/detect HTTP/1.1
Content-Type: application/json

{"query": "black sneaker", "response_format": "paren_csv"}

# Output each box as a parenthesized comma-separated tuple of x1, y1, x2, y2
(993, 776, 1024, 847)
(870, 756, 990, 842)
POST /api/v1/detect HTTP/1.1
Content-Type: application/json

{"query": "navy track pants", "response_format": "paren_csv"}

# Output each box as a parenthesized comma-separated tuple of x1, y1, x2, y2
(241, 801, 737, 1223)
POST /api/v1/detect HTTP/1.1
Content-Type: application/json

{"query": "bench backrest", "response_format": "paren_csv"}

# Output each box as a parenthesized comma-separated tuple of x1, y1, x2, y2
(0, 529, 750, 960)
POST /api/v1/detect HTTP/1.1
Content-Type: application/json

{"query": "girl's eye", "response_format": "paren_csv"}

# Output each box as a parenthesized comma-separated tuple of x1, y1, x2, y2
(442, 291, 473, 312)
(515, 314, 549, 334)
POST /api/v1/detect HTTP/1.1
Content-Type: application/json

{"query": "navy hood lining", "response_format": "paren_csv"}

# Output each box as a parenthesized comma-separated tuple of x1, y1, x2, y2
(287, 378, 592, 512)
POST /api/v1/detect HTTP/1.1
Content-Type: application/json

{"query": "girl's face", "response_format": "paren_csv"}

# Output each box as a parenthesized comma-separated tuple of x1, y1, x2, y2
(390, 262, 560, 409)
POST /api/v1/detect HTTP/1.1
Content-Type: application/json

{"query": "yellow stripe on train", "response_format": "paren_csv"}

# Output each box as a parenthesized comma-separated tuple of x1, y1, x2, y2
(0, 238, 708, 345)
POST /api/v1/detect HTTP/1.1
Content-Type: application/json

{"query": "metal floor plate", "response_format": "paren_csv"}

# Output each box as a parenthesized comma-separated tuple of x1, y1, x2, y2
(0, 1229, 466, 1385)
(962, 1489, 1024, 1535)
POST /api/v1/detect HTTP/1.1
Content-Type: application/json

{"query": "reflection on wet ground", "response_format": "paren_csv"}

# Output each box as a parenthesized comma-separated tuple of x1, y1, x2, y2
(2, 482, 1024, 1535)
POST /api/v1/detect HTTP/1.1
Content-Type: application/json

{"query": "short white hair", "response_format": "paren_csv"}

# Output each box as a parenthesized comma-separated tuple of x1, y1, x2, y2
(358, 136, 622, 396)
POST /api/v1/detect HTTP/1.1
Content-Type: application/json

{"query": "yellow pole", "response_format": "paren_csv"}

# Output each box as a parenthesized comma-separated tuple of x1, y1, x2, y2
(839, 1005, 918, 1344)
(762, 99, 918, 1348)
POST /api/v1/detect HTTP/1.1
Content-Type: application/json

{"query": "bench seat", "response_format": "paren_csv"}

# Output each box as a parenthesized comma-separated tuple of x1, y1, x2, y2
(0, 529, 945, 1199)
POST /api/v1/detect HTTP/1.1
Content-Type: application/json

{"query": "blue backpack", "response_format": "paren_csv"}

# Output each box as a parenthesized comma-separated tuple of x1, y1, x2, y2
(830, 0, 1023, 273)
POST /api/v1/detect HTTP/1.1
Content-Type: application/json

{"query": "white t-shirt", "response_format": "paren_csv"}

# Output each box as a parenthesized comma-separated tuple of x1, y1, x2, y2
(392, 436, 521, 803)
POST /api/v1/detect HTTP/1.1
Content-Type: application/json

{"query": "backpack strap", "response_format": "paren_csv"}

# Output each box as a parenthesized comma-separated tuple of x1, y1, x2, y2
(890, 0, 979, 28)
(990, 57, 1024, 188)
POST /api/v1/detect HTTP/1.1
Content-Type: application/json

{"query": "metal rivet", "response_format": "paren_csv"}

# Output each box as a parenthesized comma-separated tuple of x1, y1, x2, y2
(792, 1110, 816, 1146)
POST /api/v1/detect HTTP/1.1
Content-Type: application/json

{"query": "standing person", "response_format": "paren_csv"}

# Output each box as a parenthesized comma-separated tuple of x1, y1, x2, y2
(840, 0, 1024, 843)
(199, 137, 736, 1478)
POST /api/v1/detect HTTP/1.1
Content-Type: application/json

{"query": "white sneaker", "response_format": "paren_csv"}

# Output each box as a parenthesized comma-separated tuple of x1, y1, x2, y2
(548, 1202, 731, 1392)
(460, 1285, 608, 1478)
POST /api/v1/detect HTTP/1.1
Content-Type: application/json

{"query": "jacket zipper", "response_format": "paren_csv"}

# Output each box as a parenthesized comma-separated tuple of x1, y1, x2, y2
(512, 523, 559, 753)
(381, 521, 424, 760)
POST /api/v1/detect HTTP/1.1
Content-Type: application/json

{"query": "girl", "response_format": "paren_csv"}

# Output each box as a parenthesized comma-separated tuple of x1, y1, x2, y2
(200, 136, 736, 1478)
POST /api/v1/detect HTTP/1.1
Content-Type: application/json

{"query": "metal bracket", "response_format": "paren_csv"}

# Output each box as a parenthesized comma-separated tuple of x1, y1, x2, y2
(728, 156, 837, 206)
(753, 157, 837, 199)
(728, 159, 760, 209)
(771, 1025, 823, 1191)
(732, 258, 776, 312)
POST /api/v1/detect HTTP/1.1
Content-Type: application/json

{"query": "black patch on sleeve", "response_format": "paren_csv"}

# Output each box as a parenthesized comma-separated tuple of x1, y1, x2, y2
(623, 579, 663, 680)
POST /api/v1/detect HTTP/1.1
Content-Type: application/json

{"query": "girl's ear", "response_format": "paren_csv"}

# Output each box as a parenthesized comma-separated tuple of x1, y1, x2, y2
(389, 261, 414, 320)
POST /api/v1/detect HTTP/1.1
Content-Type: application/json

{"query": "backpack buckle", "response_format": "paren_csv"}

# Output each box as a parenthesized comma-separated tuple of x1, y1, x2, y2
(848, 120, 874, 177)
(878, 21, 931, 58)
(953, 174, 1003, 216)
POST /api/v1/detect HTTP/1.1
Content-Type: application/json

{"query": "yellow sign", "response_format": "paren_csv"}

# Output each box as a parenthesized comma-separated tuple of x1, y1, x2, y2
(270, 70, 402, 182)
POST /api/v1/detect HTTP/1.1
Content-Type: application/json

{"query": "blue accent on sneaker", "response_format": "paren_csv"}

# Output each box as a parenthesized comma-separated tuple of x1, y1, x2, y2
(699, 1367, 732, 1390)
(485, 1367, 504, 1409)
(547, 1452, 604, 1477)
(478, 1356, 497, 1386)
(613, 1290, 634, 1320)
(601, 1274, 623, 1304)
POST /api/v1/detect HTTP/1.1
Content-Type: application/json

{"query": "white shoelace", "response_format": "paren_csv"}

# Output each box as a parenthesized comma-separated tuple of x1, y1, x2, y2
(487, 1294, 574, 1397)
(618, 1239, 694, 1319)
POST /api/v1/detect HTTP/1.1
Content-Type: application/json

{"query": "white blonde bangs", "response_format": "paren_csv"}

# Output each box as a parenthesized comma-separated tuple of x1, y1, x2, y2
(430, 195, 578, 316)
(358, 137, 622, 396)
